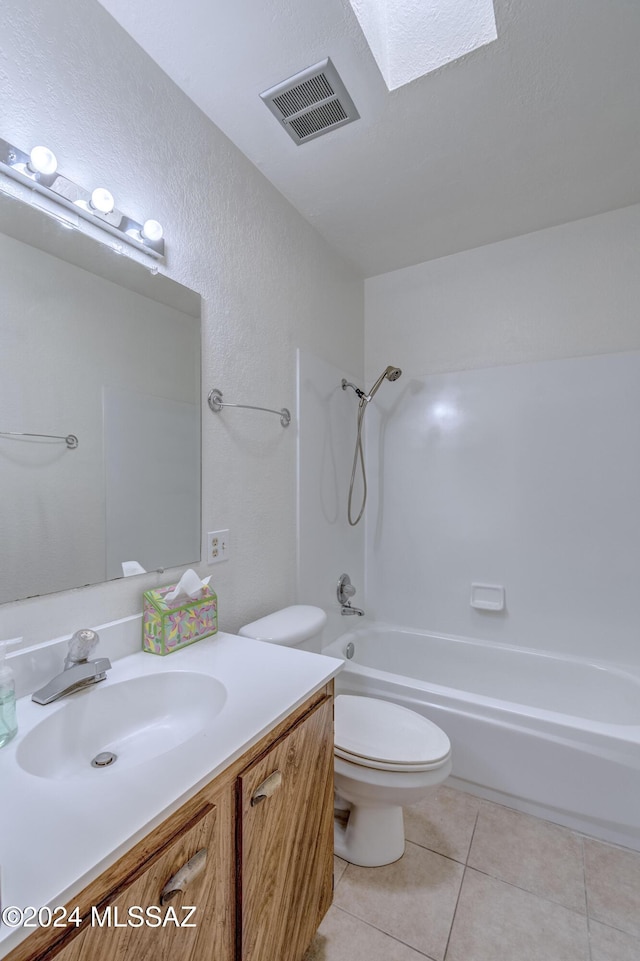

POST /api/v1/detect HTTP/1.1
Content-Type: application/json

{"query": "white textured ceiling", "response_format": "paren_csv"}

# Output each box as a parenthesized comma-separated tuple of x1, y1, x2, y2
(98, 0, 640, 277)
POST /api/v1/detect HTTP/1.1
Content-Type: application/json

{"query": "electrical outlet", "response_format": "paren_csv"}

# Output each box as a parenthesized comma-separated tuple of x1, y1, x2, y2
(207, 529, 230, 564)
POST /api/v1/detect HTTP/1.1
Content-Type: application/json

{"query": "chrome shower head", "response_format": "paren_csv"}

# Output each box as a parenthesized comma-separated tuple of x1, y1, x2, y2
(366, 365, 402, 401)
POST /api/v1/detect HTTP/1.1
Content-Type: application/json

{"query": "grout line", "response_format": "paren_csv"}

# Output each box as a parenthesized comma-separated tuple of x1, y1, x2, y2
(466, 806, 481, 863)
(442, 864, 468, 961)
(329, 905, 438, 959)
(462, 788, 640, 858)
(581, 836, 594, 961)
(463, 798, 591, 918)
(586, 915, 640, 942)
(403, 836, 469, 867)
(333, 857, 349, 892)
(441, 810, 479, 960)
(461, 862, 589, 918)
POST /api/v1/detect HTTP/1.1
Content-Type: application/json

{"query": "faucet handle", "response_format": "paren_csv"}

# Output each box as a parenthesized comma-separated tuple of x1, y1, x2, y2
(337, 573, 357, 606)
(67, 629, 100, 665)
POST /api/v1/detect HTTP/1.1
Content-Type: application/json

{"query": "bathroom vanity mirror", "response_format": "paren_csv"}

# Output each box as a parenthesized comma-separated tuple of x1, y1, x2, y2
(0, 190, 201, 604)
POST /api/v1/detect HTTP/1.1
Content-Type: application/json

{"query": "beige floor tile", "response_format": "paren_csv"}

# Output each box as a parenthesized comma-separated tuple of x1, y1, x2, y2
(445, 869, 589, 961)
(334, 855, 348, 887)
(404, 785, 481, 863)
(584, 838, 640, 938)
(589, 920, 640, 961)
(333, 841, 464, 961)
(303, 906, 437, 961)
(467, 801, 586, 911)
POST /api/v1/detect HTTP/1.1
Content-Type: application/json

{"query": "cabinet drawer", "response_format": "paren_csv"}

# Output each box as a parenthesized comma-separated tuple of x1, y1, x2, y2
(41, 797, 232, 961)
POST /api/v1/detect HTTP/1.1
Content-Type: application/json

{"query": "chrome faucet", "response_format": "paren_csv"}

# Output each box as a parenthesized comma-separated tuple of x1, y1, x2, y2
(32, 629, 111, 705)
(337, 573, 365, 617)
(341, 603, 365, 617)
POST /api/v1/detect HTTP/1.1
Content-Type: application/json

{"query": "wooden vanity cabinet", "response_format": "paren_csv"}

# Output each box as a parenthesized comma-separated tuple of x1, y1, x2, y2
(238, 696, 334, 961)
(41, 790, 234, 961)
(7, 683, 333, 961)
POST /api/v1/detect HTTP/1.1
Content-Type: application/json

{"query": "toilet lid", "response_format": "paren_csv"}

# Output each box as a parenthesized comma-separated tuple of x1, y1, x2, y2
(334, 695, 451, 768)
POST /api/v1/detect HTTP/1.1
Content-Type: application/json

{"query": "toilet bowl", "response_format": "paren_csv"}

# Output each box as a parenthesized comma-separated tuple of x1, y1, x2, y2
(238, 606, 452, 867)
(333, 694, 452, 866)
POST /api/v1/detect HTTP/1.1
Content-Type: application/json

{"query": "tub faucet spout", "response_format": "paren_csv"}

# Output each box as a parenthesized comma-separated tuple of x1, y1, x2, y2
(337, 574, 364, 615)
(341, 603, 365, 616)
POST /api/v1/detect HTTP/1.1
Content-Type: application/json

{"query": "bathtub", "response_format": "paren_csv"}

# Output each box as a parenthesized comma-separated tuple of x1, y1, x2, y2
(323, 623, 640, 851)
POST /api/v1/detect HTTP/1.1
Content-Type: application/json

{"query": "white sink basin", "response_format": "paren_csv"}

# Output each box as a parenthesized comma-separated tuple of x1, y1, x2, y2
(16, 672, 227, 779)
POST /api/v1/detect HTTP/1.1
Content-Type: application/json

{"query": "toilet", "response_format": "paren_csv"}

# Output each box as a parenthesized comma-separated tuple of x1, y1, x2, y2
(239, 606, 453, 867)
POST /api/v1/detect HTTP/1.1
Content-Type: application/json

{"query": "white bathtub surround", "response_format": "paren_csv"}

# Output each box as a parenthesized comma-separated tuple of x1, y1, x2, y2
(324, 623, 640, 851)
(363, 349, 640, 670)
(364, 203, 640, 673)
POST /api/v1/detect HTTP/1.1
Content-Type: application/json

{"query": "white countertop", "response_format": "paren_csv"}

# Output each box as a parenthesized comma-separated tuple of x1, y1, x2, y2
(0, 631, 342, 957)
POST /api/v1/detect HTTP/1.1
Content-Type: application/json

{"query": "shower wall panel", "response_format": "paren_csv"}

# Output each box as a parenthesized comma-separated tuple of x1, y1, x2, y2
(364, 351, 640, 668)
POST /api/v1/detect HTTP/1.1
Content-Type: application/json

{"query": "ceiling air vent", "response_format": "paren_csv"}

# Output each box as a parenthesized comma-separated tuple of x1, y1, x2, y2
(261, 58, 360, 145)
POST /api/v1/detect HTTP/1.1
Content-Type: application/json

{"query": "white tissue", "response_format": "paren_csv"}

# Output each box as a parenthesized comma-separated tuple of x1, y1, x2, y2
(164, 569, 211, 603)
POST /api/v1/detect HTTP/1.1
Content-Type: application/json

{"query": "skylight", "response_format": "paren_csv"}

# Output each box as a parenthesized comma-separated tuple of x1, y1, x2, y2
(349, 0, 497, 90)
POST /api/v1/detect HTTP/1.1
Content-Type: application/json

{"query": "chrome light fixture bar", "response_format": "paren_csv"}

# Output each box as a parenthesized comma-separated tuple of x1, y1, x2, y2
(0, 137, 165, 259)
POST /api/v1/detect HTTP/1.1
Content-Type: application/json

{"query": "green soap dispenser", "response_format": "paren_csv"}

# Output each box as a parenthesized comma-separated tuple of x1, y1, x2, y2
(0, 638, 20, 748)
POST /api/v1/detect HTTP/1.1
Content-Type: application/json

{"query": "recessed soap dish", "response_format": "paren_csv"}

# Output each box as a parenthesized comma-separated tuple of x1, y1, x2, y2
(470, 583, 505, 612)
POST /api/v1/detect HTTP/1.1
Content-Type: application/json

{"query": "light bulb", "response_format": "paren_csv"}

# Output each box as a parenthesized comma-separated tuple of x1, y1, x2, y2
(28, 145, 58, 176)
(90, 187, 115, 214)
(141, 219, 163, 242)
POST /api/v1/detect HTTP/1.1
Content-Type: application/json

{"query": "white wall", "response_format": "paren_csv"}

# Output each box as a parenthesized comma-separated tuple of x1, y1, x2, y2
(364, 204, 640, 669)
(366, 203, 640, 377)
(0, 0, 363, 645)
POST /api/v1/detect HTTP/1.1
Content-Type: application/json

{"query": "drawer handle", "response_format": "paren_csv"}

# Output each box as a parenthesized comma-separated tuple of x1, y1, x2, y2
(160, 848, 207, 905)
(251, 770, 283, 806)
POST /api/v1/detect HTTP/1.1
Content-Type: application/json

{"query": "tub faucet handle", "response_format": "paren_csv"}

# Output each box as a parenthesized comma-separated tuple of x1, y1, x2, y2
(337, 573, 356, 606)
(337, 573, 364, 616)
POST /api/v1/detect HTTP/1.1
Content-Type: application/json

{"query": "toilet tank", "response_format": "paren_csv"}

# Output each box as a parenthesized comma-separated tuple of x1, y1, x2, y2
(238, 605, 327, 652)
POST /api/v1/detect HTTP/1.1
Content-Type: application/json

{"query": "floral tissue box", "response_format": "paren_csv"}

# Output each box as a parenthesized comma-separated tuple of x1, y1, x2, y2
(143, 583, 218, 655)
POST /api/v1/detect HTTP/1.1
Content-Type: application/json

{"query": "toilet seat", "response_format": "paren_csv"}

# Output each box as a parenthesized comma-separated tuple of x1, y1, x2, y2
(334, 695, 451, 773)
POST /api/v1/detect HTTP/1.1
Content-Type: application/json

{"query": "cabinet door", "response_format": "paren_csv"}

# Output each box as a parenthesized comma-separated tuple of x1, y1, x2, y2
(44, 790, 233, 961)
(238, 696, 334, 961)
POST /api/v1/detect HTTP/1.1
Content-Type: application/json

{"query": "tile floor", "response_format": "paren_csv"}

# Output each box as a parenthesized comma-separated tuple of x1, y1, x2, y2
(303, 786, 640, 961)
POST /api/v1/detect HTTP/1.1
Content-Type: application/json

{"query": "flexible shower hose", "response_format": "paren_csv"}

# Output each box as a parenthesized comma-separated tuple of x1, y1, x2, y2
(347, 398, 368, 526)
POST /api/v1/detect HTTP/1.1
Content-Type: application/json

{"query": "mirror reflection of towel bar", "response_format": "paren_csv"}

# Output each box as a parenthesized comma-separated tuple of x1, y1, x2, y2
(0, 431, 78, 449)
(207, 388, 291, 428)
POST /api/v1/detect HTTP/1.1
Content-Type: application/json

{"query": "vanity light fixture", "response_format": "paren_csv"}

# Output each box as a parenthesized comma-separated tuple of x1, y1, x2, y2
(0, 136, 165, 260)
(142, 219, 164, 242)
(90, 187, 115, 214)
(28, 145, 58, 176)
